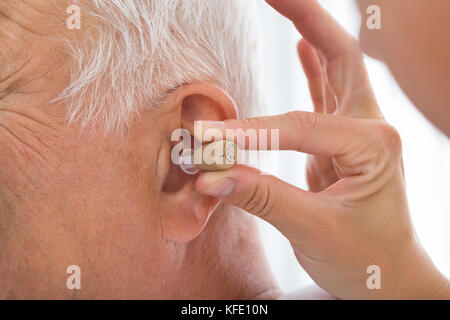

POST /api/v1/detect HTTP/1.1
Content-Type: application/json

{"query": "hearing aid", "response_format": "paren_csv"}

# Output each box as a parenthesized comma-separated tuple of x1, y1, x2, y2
(195, 139, 240, 172)
(179, 149, 201, 175)
(177, 139, 240, 175)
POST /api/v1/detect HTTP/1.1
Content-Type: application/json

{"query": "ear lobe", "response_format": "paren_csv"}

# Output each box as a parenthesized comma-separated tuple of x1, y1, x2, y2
(161, 182, 221, 242)
(159, 83, 237, 242)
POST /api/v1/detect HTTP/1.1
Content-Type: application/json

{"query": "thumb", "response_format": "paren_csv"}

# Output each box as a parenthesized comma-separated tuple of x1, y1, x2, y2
(195, 165, 327, 234)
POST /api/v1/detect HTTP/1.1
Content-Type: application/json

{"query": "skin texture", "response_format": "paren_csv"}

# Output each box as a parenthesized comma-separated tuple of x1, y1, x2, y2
(0, 1, 279, 299)
(356, 0, 450, 137)
(195, 0, 450, 299)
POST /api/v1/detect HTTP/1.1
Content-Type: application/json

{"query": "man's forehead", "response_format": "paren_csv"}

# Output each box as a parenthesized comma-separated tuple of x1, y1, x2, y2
(0, 0, 72, 34)
(0, 1, 71, 101)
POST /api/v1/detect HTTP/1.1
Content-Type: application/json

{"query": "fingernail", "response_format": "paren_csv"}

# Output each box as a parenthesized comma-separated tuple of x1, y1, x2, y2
(203, 178, 235, 197)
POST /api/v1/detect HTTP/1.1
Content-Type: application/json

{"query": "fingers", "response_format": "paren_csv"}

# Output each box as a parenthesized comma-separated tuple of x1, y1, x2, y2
(298, 39, 325, 113)
(297, 39, 337, 114)
(199, 111, 373, 159)
(297, 39, 322, 83)
(266, 0, 359, 61)
(267, 0, 382, 119)
(195, 165, 326, 233)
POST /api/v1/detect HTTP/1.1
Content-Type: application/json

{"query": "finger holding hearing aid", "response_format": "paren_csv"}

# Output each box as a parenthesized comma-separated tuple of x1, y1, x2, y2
(196, 112, 449, 300)
(193, 0, 450, 300)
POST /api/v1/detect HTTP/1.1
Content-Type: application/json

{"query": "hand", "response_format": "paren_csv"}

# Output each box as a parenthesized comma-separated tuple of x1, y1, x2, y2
(195, 0, 450, 299)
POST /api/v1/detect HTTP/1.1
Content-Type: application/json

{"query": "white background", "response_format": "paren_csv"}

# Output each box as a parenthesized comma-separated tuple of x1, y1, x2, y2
(256, 0, 450, 293)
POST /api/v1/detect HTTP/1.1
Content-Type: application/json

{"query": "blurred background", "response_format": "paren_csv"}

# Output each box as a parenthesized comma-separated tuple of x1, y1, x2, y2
(256, 0, 450, 293)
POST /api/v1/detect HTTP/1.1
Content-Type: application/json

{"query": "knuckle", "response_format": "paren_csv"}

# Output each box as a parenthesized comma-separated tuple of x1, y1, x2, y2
(348, 38, 363, 56)
(343, 38, 364, 60)
(241, 118, 257, 128)
(242, 181, 275, 219)
(292, 111, 319, 132)
(375, 122, 403, 157)
(292, 10, 311, 29)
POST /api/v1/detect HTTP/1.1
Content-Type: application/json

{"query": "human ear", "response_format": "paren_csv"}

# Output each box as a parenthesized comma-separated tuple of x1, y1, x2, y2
(159, 82, 237, 242)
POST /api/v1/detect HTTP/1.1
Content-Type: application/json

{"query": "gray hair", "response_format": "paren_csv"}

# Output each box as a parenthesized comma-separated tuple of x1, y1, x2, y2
(55, 0, 265, 132)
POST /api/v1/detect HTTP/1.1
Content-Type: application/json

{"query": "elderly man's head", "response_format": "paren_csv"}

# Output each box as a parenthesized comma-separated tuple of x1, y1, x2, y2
(0, 0, 277, 299)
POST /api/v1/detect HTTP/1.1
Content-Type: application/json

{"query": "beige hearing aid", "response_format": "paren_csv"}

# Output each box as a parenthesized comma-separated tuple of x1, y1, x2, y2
(195, 139, 240, 171)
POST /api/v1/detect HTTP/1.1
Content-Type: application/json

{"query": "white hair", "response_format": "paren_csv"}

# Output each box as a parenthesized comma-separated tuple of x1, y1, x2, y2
(55, 0, 265, 132)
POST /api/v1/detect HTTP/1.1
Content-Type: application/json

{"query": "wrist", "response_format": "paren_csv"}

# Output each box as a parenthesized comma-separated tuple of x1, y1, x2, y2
(391, 238, 448, 299)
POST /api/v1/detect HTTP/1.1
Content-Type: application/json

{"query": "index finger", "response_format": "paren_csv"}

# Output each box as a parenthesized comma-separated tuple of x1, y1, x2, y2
(266, 0, 360, 61)
(197, 111, 373, 159)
